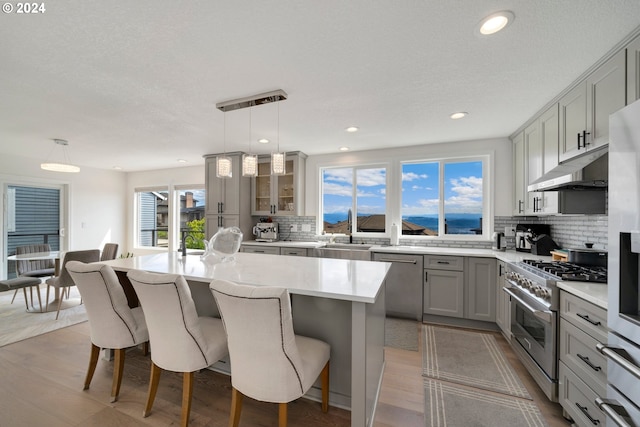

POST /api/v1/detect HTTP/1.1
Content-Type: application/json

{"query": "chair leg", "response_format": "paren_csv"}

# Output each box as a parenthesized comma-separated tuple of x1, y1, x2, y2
(22, 288, 29, 310)
(10, 288, 18, 304)
(84, 343, 101, 390)
(143, 362, 162, 418)
(55, 290, 64, 320)
(181, 371, 194, 427)
(321, 361, 330, 413)
(141, 341, 149, 356)
(111, 348, 126, 403)
(229, 387, 243, 427)
(278, 402, 288, 427)
(45, 285, 50, 312)
(35, 285, 43, 313)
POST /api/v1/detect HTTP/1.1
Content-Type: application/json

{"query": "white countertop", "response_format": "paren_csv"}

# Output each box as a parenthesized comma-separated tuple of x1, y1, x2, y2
(557, 281, 608, 309)
(370, 246, 554, 263)
(242, 240, 325, 248)
(102, 252, 390, 304)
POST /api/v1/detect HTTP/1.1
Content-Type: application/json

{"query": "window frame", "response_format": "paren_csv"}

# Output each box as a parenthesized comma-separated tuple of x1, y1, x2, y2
(133, 186, 169, 250)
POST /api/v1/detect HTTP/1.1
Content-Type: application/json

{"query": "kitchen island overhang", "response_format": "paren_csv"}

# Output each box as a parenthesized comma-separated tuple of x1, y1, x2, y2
(101, 252, 391, 427)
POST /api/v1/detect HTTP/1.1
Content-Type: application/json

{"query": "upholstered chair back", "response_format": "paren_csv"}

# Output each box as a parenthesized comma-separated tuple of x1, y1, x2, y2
(66, 261, 148, 349)
(57, 250, 101, 287)
(16, 244, 55, 276)
(100, 243, 119, 261)
(127, 270, 220, 373)
(210, 280, 309, 403)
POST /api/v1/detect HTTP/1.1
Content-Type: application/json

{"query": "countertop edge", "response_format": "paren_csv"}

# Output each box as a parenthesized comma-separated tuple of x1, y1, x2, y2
(557, 281, 608, 310)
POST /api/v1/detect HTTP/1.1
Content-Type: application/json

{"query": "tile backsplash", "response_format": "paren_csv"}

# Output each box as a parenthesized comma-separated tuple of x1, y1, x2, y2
(258, 214, 608, 251)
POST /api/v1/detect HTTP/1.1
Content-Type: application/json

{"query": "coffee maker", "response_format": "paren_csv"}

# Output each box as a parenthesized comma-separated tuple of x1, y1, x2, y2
(515, 224, 551, 252)
(253, 222, 278, 242)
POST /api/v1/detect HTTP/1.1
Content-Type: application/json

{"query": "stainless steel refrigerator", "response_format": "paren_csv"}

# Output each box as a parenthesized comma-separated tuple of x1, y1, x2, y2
(598, 98, 640, 426)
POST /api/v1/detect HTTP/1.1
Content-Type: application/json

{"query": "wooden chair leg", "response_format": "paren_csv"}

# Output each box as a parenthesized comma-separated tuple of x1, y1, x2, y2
(45, 285, 51, 312)
(35, 285, 43, 313)
(84, 343, 101, 390)
(55, 290, 64, 320)
(143, 362, 162, 418)
(111, 348, 126, 402)
(181, 371, 194, 427)
(229, 387, 243, 427)
(278, 402, 288, 427)
(142, 341, 149, 356)
(10, 288, 18, 304)
(22, 288, 29, 310)
(321, 361, 330, 413)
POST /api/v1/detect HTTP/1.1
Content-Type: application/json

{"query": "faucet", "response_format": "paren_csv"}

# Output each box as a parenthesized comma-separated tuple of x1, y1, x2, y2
(180, 234, 197, 257)
(347, 208, 353, 244)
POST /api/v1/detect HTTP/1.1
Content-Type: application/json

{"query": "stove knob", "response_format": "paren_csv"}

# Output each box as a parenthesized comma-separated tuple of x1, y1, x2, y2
(534, 287, 544, 297)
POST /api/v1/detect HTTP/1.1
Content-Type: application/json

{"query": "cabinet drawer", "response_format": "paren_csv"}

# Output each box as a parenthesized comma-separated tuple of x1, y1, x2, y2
(280, 247, 307, 257)
(241, 246, 280, 255)
(559, 362, 607, 427)
(560, 291, 608, 343)
(423, 255, 464, 271)
(559, 318, 607, 397)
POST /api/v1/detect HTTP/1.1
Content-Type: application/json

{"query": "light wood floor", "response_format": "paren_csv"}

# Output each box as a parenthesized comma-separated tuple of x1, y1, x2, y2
(0, 320, 571, 426)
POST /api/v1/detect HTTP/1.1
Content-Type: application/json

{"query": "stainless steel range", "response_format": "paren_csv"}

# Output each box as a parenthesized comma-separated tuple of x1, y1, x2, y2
(504, 259, 609, 402)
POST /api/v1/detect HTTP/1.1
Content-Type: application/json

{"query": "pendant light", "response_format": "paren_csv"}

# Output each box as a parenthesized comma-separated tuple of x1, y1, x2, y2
(41, 139, 80, 173)
(271, 101, 286, 175)
(242, 106, 258, 177)
(216, 111, 232, 178)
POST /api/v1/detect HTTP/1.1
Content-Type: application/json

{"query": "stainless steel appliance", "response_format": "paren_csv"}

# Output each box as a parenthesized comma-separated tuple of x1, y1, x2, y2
(504, 259, 610, 402)
(596, 98, 640, 426)
(515, 224, 551, 252)
(252, 222, 278, 242)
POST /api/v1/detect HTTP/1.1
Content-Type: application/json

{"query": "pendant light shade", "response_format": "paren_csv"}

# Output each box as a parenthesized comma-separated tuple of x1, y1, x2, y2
(41, 139, 80, 173)
(216, 112, 232, 178)
(271, 101, 286, 175)
(242, 107, 258, 177)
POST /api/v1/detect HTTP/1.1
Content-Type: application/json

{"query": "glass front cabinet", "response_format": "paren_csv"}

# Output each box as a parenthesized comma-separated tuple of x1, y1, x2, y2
(251, 152, 306, 216)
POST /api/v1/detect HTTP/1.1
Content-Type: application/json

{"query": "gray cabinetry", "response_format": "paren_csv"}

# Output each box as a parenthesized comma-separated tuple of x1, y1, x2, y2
(372, 253, 423, 321)
(512, 131, 525, 216)
(495, 260, 510, 338)
(423, 255, 464, 319)
(627, 33, 640, 103)
(204, 152, 252, 240)
(240, 245, 280, 255)
(280, 247, 307, 257)
(251, 152, 306, 216)
(559, 50, 626, 162)
(558, 290, 608, 427)
(465, 257, 496, 322)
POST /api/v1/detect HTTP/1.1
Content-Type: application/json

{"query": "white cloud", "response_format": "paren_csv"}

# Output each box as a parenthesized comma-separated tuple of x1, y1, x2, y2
(323, 182, 352, 197)
(445, 175, 483, 213)
(357, 168, 386, 186)
(402, 172, 428, 182)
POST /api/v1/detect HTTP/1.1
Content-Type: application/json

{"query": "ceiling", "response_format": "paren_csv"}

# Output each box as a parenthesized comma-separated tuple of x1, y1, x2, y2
(2, 1, 640, 172)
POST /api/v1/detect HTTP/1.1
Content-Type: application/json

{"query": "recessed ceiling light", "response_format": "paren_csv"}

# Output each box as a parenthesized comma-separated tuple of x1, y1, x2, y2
(450, 112, 468, 120)
(258, 138, 270, 144)
(345, 126, 359, 133)
(177, 159, 187, 163)
(477, 10, 514, 35)
(339, 146, 350, 151)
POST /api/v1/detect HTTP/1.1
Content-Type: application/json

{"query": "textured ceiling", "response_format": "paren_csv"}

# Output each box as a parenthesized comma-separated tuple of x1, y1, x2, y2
(1, 1, 639, 172)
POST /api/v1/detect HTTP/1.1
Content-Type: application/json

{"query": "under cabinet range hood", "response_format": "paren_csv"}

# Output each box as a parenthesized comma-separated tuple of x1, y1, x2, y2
(528, 145, 608, 192)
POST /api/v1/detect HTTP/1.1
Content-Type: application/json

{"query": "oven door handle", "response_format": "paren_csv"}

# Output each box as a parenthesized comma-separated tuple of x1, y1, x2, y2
(595, 398, 633, 427)
(596, 344, 640, 380)
(503, 287, 552, 323)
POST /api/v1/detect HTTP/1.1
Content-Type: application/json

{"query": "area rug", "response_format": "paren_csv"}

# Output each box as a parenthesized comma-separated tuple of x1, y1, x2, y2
(0, 285, 87, 347)
(385, 317, 419, 351)
(423, 324, 531, 399)
(424, 379, 548, 427)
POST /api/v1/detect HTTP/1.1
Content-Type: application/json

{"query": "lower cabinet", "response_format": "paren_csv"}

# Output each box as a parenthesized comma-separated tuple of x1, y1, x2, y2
(279, 247, 307, 256)
(240, 245, 280, 255)
(466, 257, 496, 322)
(495, 260, 511, 337)
(372, 253, 423, 320)
(558, 290, 608, 427)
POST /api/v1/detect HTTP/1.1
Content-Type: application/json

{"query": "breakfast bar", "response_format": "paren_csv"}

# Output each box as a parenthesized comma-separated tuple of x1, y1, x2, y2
(102, 252, 391, 427)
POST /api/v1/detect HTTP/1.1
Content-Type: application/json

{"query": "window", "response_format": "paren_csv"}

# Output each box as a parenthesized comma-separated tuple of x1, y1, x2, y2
(136, 188, 168, 248)
(401, 159, 484, 236)
(321, 166, 387, 235)
(175, 188, 206, 250)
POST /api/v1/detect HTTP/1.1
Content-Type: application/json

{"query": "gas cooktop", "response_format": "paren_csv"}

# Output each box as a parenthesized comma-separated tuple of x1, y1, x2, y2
(522, 260, 607, 283)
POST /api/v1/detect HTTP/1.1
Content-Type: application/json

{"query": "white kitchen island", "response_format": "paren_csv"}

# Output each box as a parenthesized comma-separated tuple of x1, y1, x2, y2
(102, 252, 390, 427)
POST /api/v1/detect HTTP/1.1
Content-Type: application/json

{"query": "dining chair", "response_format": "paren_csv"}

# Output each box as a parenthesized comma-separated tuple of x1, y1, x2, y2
(12, 244, 56, 309)
(100, 243, 119, 261)
(210, 279, 330, 427)
(66, 261, 149, 402)
(45, 249, 100, 319)
(127, 270, 228, 427)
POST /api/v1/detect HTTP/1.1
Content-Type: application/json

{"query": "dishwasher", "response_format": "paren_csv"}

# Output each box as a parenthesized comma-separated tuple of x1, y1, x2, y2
(372, 252, 423, 320)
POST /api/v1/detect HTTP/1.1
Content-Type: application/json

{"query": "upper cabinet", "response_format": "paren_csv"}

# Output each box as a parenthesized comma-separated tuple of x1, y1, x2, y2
(559, 50, 626, 162)
(627, 33, 640, 103)
(512, 131, 525, 216)
(251, 152, 306, 216)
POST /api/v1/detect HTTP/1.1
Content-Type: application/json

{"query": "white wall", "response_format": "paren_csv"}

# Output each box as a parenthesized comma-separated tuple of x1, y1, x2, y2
(304, 137, 514, 218)
(0, 153, 127, 276)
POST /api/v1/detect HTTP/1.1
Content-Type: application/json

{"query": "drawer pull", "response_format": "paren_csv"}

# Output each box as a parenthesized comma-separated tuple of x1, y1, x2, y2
(577, 313, 601, 326)
(377, 258, 417, 264)
(595, 398, 633, 427)
(436, 261, 450, 265)
(577, 353, 602, 371)
(575, 402, 600, 425)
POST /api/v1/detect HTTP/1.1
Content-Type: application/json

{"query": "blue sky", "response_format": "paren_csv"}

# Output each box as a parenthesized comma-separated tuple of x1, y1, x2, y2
(322, 161, 482, 217)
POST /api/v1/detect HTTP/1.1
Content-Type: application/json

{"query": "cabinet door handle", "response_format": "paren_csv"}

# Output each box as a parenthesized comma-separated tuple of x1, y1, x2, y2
(518, 200, 524, 214)
(425, 271, 428, 282)
(575, 402, 600, 425)
(436, 261, 450, 265)
(577, 131, 583, 149)
(578, 130, 591, 149)
(577, 353, 602, 371)
(577, 313, 601, 326)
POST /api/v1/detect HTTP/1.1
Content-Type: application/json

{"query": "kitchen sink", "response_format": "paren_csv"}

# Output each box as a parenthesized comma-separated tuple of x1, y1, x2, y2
(312, 243, 372, 260)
